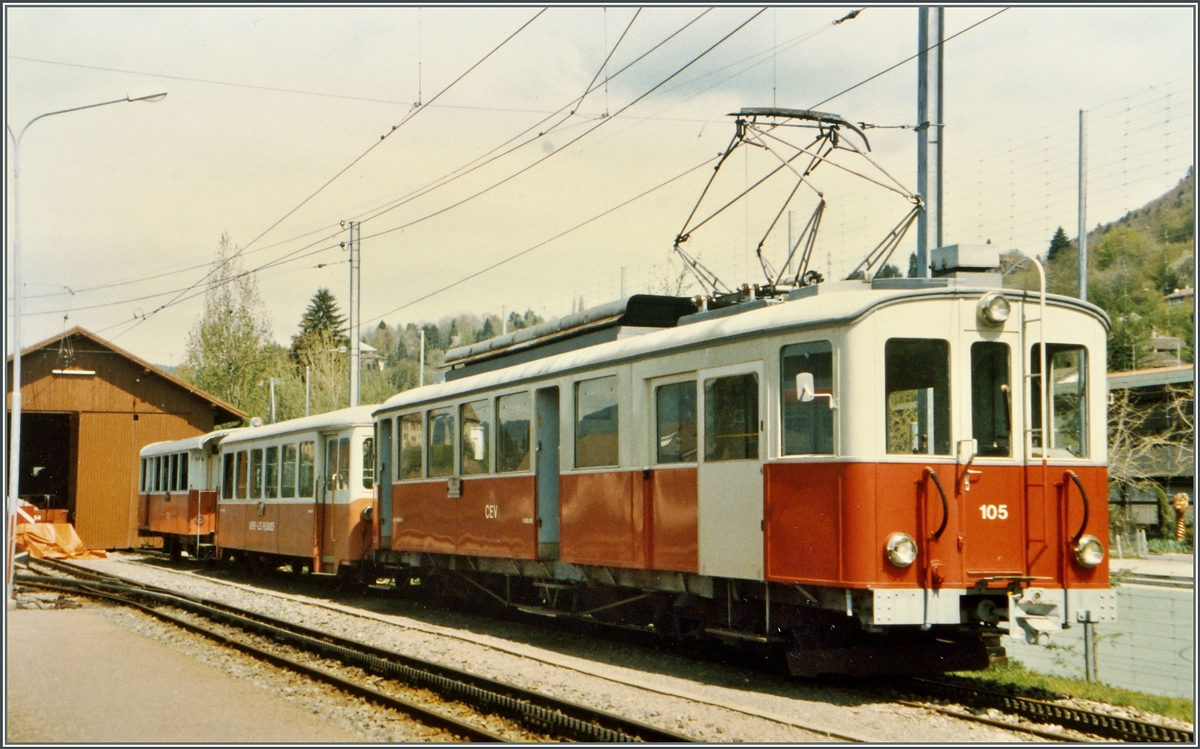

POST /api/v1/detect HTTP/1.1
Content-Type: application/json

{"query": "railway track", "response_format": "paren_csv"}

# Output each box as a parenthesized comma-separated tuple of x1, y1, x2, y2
(898, 677, 1194, 743)
(16, 558, 691, 743)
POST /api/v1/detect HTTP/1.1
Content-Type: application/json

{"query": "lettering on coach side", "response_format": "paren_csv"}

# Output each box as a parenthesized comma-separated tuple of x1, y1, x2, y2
(249, 521, 277, 531)
(484, 504, 499, 519)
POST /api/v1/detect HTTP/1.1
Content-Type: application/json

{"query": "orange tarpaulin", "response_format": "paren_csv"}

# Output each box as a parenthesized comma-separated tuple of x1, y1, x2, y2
(16, 523, 107, 560)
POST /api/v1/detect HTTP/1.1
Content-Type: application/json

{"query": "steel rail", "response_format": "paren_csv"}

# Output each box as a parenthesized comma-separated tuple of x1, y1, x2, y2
(19, 560, 692, 743)
(895, 699, 1074, 741)
(905, 677, 1194, 743)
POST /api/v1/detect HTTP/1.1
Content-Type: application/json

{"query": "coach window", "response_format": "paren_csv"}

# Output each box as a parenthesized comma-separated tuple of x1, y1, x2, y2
(250, 449, 264, 499)
(265, 446, 280, 499)
(497, 392, 532, 472)
(656, 381, 697, 463)
(235, 451, 249, 499)
(362, 438, 375, 489)
(338, 438, 350, 489)
(139, 459, 146, 492)
(461, 400, 492, 475)
(885, 338, 950, 455)
(428, 408, 455, 477)
(298, 441, 315, 497)
(972, 342, 1012, 457)
(169, 454, 179, 491)
(576, 376, 619, 468)
(1031, 344, 1088, 458)
(781, 341, 834, 455)
(179, 453, 188, 490)
(705, 374, 759, 461)
(281, 444, 297, 498)
(222, 454, 234, 500)
(151, 457, 160, 491)
(399, 413, 423, 479)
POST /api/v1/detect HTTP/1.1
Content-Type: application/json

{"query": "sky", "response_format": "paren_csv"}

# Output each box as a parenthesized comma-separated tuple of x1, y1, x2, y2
(5, 5, 1195, 368)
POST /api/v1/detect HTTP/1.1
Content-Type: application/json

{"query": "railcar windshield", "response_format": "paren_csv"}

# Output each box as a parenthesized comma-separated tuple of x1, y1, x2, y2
(1031, 344, 1088, 458)
(885, 338, 950, 455)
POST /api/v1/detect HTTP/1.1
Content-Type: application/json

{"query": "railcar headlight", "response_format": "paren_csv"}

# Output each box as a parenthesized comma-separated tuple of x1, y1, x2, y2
(1074, 535, 1105, 568)
(362, 505, 374, 522)
(977, 292, 1011, 325)
(886, 533, 918, 568)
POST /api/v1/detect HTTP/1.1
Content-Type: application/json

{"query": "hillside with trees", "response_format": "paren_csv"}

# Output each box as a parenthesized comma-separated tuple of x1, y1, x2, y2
(1004, 169, 1194, 372)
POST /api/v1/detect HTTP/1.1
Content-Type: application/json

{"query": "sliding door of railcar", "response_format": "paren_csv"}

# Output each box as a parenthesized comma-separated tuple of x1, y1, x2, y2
(318, 432, 349, 569)
(697, 363, 764, 580)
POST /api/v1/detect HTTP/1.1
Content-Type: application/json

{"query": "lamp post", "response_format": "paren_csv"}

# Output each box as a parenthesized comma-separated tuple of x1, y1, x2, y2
(6, 92, 167, 603)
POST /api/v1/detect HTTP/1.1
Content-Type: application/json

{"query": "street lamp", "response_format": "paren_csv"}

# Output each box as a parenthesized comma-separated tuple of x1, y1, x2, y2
(6, 92, 167, 603)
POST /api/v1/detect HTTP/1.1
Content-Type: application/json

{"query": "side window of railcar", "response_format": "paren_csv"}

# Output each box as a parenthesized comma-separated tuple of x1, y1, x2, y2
(885, 338, 950, 455)
(265, 446, 279, 499)
(236, 450, 249, 499)
(704, 374, 759, 461)
(1030, 344, 1088, 458)
(154, 457, 163, 491)
(222, 453, 234, 500)
(362, 438, 374, 489)
(428, 408, 455, 477)
(169, 454, 179, 490)
(399, 413, 423, 480)
(656, 381, 697, 464)
(140, 459, 147, 492)
(338, 438, 350, 489)
(497, 392, 532, 472)
(179, 452, 188, 490)
(576, 376, 619, 468)
(781, 342, 834, 455)
(972, 342, 1012, 457)
(460, 399, 492, 475)
(298, 441, 315, 497)
(281, 444, 297, 498)
(250, 449, 264, 499)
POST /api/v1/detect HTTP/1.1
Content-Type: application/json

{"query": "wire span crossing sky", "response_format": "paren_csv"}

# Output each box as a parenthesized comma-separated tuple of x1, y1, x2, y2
(5, 6, 1195, 366)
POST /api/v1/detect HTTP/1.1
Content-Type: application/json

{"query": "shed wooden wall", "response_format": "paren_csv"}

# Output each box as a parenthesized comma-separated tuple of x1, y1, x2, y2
(10, 338, 224, 549)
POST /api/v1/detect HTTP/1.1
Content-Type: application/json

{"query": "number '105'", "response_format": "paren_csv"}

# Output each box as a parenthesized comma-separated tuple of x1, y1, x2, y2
(979, 504, 1008, 520)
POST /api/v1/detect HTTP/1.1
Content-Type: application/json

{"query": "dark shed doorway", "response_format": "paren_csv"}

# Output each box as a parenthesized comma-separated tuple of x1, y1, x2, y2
(18, 412, 73, 515)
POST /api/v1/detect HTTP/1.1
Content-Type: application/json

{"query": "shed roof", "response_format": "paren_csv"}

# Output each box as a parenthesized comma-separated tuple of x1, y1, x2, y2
(8, 326, 247, 424)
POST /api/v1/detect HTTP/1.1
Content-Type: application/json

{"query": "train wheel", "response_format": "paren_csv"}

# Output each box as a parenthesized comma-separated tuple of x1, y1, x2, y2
(166, 537, 182, 563)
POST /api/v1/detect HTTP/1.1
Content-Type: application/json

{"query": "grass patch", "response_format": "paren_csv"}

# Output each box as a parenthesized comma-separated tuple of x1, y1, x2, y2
(949, 660, 1195, 724)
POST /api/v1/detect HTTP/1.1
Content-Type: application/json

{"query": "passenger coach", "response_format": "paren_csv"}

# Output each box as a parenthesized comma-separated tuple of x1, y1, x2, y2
(216, 406, 377, 576)
(371, 251, 1115, 676)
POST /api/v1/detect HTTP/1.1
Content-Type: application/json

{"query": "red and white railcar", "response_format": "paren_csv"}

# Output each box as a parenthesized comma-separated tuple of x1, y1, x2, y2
(372, 262, 1115, 675)
(138, 429, 239, 560)
(216, 406, 377, 576)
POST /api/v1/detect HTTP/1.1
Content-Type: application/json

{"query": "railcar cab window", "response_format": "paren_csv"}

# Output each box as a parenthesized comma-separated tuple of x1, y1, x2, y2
(461, 400, 492, 475)
(1031, 344, 1088, 458)
(656, 381, 697, 463)
(781, 342, 834, 455)
(972, 342, 1012, 457)
(704, 373, 759, 461)
(281, 444, 298, 498)
(428, 408, 455, 477)
(497, 392, 532, 473)
(250, 449, 264, 499)
(362, 438, 375, 489)
(885, 338, 950, 455)
(576, 376, 619, 468)
(298, 441, 315, 498)
(399, 413, 423, 479)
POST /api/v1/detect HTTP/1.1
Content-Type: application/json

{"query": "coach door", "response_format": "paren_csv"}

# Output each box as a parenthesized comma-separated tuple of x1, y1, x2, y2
(697, 363, 764, 580)
(318, 433, 349, 572)
(535, 387, 561, 559)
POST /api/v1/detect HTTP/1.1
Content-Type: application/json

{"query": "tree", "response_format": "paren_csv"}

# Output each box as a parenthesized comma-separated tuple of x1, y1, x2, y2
(178, 233, 279, 423)
(1047, 226, 1071, 263)
(875, 263, 902, 279)
(291, 288, 348, 357)
(907, 252, 919, 278)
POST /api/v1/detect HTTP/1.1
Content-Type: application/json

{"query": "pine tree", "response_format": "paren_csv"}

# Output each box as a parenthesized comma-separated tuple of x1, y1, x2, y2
(292, 288, 348, 352)
(1047, 226, 1071, 263)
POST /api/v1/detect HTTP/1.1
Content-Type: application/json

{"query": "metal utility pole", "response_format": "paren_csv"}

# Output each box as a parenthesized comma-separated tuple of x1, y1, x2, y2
(916, 7, 944, 277)
(348, 221, 361, 407)
(269, 378, 277, 424)
(418, 329, 426, 387)
(1078, 110, 1089, 301)
(305, 366, 311, 417)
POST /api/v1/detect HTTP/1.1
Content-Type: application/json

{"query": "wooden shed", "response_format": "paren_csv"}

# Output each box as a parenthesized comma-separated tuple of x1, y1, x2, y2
(6, 327, 245, 549)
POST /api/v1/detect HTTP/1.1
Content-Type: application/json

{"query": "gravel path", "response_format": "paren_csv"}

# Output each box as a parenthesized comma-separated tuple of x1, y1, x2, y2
(64, 553, 1061, 743)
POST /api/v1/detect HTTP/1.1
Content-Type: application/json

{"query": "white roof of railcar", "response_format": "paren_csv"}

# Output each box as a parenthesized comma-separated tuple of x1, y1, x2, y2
(377, 282, 1108, 415)
(219, 405, 378, 446)
(140, 428, 244, 458)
